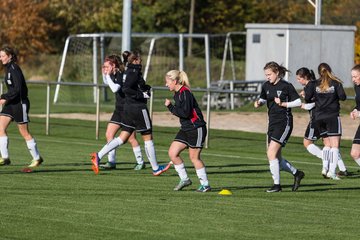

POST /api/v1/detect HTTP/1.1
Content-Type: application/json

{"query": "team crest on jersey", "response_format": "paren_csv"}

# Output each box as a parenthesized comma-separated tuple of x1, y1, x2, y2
(277, 91, 282, 97)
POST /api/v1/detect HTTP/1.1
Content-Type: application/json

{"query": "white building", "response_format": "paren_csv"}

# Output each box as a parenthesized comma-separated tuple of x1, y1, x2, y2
(245, 23, 357, 88)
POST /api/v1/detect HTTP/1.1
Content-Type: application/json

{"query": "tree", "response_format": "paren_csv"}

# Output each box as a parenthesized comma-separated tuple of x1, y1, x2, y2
(0, 0, 58, 59)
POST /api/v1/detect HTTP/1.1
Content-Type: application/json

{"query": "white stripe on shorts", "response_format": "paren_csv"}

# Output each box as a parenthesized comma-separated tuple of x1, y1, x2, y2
(337, 116, 342, 135)
(279, 124, 290, 143)
(196, 127, 203, 147)
(22, 103, 28, 123)
(142, 109, 151, 129)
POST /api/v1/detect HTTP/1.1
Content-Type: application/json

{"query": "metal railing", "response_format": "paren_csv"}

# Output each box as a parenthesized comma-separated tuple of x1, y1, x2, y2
(21, 80, 262, 148)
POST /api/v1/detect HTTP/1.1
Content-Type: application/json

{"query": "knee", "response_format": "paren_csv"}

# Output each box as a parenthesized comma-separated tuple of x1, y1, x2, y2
(266, 151, 276, 160)
(168, 149, 178, 160)
(105, 131, 115, 141)
(127, 137, 139, 147)
(303, 140, 311, 148)
(350, 149, 360, 160)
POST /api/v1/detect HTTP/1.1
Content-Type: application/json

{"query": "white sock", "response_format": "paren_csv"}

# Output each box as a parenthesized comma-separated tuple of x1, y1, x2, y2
(322, 147, 331, 172)
(329, 148, 339, 175)
(98, 137, 123, 159)
(269, 159, 280, 185)
(279, 158, 297, 175)
(107, 149, 116, 164)
(337, 152, 347, 172)
(196, 167, 209, 186)
(133, 145, 144, 165)
(306, 143, 323, 159)
(0, 136, 9, 159)
(144, 140, 159, 170)
(174, 163, 189, 181)
(355, 158, 360, 167)
(26, 138, 40, 160)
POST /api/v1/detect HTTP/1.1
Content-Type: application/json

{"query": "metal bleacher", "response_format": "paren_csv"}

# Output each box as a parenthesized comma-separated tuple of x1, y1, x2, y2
(202, 80, 265, 109)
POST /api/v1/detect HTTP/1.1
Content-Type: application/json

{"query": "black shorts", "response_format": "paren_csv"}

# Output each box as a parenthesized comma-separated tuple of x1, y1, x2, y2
(268, 118, 293, 147)
(0, 99, 30, 124)
(304, 119, 320, 141)
(353, 125, 360, 144)
(316, 116, 342, 137)
(109, 109, 124, 126)
(174, 126, 207, 148)
(122, 104, 152, 134)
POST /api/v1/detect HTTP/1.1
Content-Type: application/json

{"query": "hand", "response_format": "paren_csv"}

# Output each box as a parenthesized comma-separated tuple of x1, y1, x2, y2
(274, 97, 282, 106)
(254, 100, 260, 108)
(299, 90, 305, 98)
(165, 98, 171, 107)
(350, 109, 358, 120)
(143, 92, 150, 99)
(301, 103, 305, 109)
(102, 65, 107, 75)
(0, 99, 6, 105)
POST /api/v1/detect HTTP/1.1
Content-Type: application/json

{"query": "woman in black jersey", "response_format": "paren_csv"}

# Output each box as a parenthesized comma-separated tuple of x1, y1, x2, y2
(305, 63, 346, 180)
(164, 70, 210, 192)
(91, 51, 170, 176)
(0, 46, 43, 168)
(297, 67, 323, 160)
(297, 67, 348, 178)
(350, 64, 360, 170)
(254, 61, 304, 192)
(99, 54, 145, 171)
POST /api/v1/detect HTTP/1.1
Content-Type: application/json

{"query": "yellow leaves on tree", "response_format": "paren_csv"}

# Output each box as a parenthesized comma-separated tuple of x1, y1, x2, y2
(0, 0, 57, 61)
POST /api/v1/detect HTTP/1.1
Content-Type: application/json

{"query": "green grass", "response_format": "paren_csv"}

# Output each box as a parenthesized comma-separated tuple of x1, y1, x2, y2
(0, 117, 359, 239)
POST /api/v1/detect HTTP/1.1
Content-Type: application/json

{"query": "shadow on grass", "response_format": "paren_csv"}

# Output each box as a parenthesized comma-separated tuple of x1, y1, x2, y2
(212, 183, 336, 192)
(205, 163, 268, 168)
(207, 169, 269, 175)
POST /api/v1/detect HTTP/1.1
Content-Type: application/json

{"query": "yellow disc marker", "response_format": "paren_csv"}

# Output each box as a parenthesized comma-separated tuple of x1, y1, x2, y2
(218, 189, 232, 195)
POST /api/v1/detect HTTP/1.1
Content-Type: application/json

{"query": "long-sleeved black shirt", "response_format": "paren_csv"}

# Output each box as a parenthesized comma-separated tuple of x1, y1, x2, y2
(305, 79, 346, 120)
(111, 71, 125, 111)
(1, 62, 28, 104)
(259, 79, 300, 122)
(167, 85, 206, 131)
(122, 64, 148, 105)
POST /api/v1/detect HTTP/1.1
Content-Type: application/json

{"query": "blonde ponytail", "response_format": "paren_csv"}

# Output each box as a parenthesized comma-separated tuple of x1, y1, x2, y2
(166, 70, 190, 88)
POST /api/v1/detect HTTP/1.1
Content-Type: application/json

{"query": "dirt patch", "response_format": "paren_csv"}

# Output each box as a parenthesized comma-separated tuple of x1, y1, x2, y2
(31, 111, 358, 140)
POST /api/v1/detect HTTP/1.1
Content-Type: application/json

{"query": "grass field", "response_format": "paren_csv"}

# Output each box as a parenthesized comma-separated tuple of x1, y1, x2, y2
(0, 117, 359, 240)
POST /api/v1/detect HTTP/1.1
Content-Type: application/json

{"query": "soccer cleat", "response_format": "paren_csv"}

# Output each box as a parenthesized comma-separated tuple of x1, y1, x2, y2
(196, 185, 211, 192)
(266, 184, 282, 193)
(0, 157, 11, 166)
(134, 162, 146, 170)
(321, 169, 329, 179)
(152, 163, 171, 176)
(336, 170, 349, 177)
(90, 153, 100, 175)
(292, 170, 305, 192)
(326, 172, 341, 180)
(28, 157, 44, 168)
(99, 162, 116, 170)
(173, 179, 192, 191)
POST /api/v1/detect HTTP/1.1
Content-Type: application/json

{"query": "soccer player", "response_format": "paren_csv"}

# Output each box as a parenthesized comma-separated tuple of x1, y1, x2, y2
(254, 61, 305, 192)
(0, 46, 43, 167)
(99, 53, 145, 170)
(305, 63, 347, 180)
(164, 70, 210, 192)
(91, 51, 170, 176)
(350, 64, 360, 170)
(296, 67, 348, 177)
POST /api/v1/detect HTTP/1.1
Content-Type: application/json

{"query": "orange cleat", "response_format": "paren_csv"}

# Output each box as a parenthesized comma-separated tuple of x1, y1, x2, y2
(90, 153, 99, 175)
